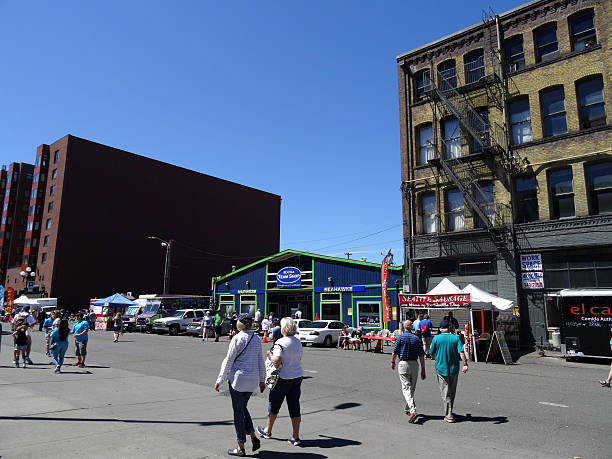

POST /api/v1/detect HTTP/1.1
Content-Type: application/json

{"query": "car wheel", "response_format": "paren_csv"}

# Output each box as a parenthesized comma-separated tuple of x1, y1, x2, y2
(169, 324, 180, 336)
(145, 325, 152, 334)
(323, 335, 332, 347)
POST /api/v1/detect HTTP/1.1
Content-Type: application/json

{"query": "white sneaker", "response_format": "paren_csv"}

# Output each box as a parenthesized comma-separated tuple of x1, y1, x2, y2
(22, 362, 27, 368)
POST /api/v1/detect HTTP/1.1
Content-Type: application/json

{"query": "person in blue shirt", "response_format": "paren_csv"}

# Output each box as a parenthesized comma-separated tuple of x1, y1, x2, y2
(71, 313, 89, 368)
(420, 314, 433, 357)
(43, 311, 56, 357)
(50, 319, 70, 373)
(270, 318, 282, 343)
(391, 320, 426, 423)
(429, 319, 468, 423)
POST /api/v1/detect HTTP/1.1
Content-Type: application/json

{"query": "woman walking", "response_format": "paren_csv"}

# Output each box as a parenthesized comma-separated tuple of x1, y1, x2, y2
(215, 313, 265, 457)
(12, 319, 30, 368)
(50, 319, 70, 373)
(113, 313, 123, 342)
(258, 317, 303, 446)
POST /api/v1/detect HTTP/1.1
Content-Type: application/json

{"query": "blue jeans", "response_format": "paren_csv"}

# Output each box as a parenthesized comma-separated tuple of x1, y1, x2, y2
(52, 341, 68, 367)
(229, 385, 254, 444)
(268, 377, 302, 417)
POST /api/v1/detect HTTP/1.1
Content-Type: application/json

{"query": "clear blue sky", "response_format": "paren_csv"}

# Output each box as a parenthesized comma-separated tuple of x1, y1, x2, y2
(0, 0, 521, 265)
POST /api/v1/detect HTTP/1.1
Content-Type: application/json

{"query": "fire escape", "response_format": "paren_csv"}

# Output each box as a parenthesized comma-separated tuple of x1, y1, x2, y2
(424, 14, 525, 253)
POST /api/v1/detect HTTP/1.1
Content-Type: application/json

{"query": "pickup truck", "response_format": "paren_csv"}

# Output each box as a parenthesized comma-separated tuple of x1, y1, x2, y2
(152, 309, 205, 336)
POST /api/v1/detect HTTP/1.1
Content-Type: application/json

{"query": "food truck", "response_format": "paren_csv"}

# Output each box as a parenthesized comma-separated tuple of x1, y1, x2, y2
(549, 289, 612, 359)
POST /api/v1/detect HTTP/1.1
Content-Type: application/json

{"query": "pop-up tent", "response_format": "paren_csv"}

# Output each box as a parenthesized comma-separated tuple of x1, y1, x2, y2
(462, 284, 514, 312)
(91, 293, 136, 308)
(13, 295, 37, 306)
(426, 277, 464, 295)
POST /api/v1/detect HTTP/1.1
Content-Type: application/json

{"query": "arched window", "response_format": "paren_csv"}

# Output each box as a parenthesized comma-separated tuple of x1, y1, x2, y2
(417, 124, 434, 164)
(464, 49, 484, 84)
(534, 23, 559, 62)
(569, 9, 597, 51)
(414, 69, 431, 101)
(576, 75, 606, 129)
(504, 35, 525, 72)
(540, 86, 567, 137)
(437, 60, 456, 91)
(419, 192, 437, 234)
(442, 118, 460, 159)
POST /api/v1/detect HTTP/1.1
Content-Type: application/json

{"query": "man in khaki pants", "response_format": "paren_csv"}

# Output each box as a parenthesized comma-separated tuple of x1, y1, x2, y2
(390, 320, 426, 423)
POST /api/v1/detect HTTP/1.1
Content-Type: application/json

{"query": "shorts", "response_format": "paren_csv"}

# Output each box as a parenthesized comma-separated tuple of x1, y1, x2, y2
(268, 377, 302, 417)
(113, 326, 122, 332)
(75, 340, 88, 356)
(14, 344, 27, 351)
(214, 325, 222, 335)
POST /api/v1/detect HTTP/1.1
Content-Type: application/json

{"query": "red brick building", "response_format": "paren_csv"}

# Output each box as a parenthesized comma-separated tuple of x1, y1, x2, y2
(3, 135, 281, 308)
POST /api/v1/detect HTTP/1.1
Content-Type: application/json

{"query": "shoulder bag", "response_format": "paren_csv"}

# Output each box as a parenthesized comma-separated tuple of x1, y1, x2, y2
(265, 343, 284, 390)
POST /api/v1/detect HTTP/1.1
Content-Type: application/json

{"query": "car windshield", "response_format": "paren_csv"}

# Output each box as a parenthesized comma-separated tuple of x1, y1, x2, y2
(125, 306, 140, 316)
(297, 320, 312, 328)
(303, 321, 329, 329)
(143, 304, 160, 314)
(172, 311, 185, 318)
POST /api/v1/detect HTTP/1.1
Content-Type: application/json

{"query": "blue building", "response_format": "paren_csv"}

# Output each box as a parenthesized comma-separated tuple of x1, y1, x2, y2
(213, 249, 404, 331)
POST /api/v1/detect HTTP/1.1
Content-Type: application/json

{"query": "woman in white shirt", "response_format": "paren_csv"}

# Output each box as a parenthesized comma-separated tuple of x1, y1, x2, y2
(257, 317, 303, 446)
(215, 314, 266, 457)
(261, 317, 270, 338)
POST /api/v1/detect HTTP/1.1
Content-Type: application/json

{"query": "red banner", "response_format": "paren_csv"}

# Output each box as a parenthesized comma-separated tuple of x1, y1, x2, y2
(5, 287, 15, 314)
(381, 255, 390, 323)
(399, 293, 471, 308)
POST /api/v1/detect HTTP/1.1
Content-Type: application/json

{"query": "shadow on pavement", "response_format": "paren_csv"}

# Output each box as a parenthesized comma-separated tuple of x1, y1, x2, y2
(0, 416, 233, 426)
(258, 451, 327, 459)
(415, 413, 508, 425)
(296, 435, 361, 449)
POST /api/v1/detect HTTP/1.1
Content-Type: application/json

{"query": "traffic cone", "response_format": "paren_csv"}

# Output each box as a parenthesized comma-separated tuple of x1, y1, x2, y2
(262, 335, 267, 343)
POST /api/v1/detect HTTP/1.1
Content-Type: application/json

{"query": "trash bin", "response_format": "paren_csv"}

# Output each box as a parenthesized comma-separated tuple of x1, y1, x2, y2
(551, 331, 561, 348)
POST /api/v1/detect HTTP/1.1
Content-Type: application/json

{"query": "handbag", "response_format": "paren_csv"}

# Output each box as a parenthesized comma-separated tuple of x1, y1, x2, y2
(265, 344, 283, 390)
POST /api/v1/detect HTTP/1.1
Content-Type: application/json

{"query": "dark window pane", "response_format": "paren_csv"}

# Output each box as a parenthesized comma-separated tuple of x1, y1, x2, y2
(549, 169, 573, 194)
(570, 269, 596, 288)
(535, 24, 559, 61)
(578, 76, 606, 129)
(515, 176, 539, 222)
(578, 78, 604, 106)
(571, 12, 596, 50)
(544, 270, 569, 288)
(556, 195, 576, 218)
(465, 50, 484, 83)
(505, 36, 525, 71)
(596, 268, 612, 287)
(438, 60, 457, 90)
(587, 163, 612, 214)
(544, 113, 568, 137)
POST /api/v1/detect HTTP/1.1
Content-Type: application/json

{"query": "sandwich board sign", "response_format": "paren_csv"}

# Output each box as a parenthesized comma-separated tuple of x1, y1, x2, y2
(485, 331, 514, 365)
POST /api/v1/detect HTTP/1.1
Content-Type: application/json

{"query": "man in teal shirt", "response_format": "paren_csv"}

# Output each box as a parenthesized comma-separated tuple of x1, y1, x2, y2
(429, 319, 468, 423)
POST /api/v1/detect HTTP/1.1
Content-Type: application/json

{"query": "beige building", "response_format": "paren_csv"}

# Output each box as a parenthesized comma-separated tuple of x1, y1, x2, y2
(397, 0, 611, 346)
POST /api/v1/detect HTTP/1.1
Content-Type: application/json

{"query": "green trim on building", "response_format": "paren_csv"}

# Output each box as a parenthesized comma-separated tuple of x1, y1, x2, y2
(311, 258, 315, 320)
(215, 249, 402, 282)
(264, 262, 269, 316)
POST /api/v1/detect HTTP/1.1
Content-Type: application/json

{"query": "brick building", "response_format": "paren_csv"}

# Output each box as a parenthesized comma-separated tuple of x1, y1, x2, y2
(397, 0, 611, 346)
(3, 135, 281, 308)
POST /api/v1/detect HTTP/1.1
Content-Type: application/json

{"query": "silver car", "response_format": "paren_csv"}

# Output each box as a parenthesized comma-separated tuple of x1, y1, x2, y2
(186, 316, 232, 337)
(297, 320, 347, 347)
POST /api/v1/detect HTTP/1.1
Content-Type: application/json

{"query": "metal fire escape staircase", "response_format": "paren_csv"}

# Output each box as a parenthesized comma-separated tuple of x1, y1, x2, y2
(427, 67, 512, 251)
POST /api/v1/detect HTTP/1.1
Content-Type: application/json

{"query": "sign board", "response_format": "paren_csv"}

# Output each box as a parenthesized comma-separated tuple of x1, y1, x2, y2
(392, 307, 397, 321)
(314, 286, 366, 293)
(399, 293, 471, 308)
(347, 308, 352, 316)
(95, 318, 107, 331)
(276, 267, 302, 288)
(560, 296, 612, 357)
(0, 285, 4, 313)
(521, 271, 544, 289)
(5, 287, 15, 313)
(520, 254, 542, 271)
(229, 289, 265, 294)
(485, 331, 514, 364)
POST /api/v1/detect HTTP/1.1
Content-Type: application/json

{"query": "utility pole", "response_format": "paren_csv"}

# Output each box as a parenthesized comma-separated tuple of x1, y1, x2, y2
(344, 252, 352, 259)
(163, 239, 174, 295)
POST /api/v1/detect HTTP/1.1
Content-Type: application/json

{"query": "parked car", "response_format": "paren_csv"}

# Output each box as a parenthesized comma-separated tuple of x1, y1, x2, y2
(186, 313, 232, 337)
(294, 319, 313, 330)
(296, 320, 347, 347)
(152, 309, 205, 335)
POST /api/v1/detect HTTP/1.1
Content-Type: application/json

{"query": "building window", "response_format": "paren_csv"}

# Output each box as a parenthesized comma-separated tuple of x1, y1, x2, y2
(357, 302, 381, 329)
(219, 295, 234, 314)
(29, 205, 35, 216)
(504, 35, 525, 72)
(514, 176, 539, 223)
(33, 173, 38, 183)
(32, 237, 38, 247)
(586, 162, 612, 215)
(415, 69, 431, 101)
(45, 218, 52, 229)
(52, 169, 57, 179)
(34, 221, 40, 230)
(418, 124, 434, 164)
(31, 189, 37, 199)
(445, 188, 465, 231)
(576, 75, 606, 129)
(541, 87, 567, 137)
(534, 23, 559, 62)
(420, 192, 437, 234)
(49, 185, 55, 196)
(23, 255, 28, 265)
(25, 238, 30, 248)
(1, 216, 5, 225)
(320, 292, 341, 321)
(471, 108, 489, 153)
(458, 259, 496, 275)
(569, 10, 596, 51)
(2, 203, 6, 211)
(40, 173, 46, 182)
(543, 248, 612, 289)
(474, 182, 494, 228)
(47, 201, 53, 212)
(41, 253, 47, 264)
(442, 118, 461, 159)
(43, 235, 49, 246)
(437, 60, 457, 91)
(464, 49, 484, 84)
(509, 98, 532, 144)
(27, 221, 33, 231)
(35, 156, 40, 167)
(548, 168, 575, 219)
(53, 150, 59, 163)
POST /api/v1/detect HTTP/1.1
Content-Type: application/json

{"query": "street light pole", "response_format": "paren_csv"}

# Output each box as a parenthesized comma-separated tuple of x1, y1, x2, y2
(148, 237, 174, 295)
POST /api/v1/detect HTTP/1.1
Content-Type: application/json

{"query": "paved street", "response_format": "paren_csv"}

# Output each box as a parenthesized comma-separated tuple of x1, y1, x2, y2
(0, 329, 610, 458)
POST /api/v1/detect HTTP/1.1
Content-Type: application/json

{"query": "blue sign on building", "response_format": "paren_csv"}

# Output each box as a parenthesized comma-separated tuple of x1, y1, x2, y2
(277, 267, 302, 288)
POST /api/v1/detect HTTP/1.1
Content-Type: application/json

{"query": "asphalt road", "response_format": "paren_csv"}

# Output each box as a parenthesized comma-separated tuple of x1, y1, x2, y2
(0, 328, 610, 458)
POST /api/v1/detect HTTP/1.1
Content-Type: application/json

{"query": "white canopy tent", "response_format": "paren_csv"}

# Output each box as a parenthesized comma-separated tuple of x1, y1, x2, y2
(426, 277, 464, 295)
(462, 284, 514, 312)
(13, 295, 37, 306)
